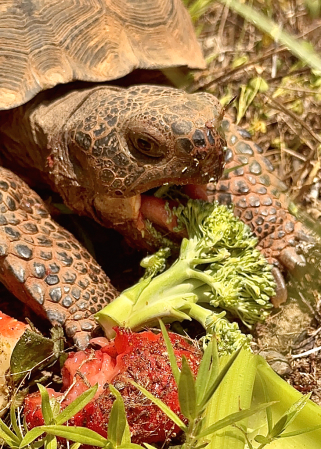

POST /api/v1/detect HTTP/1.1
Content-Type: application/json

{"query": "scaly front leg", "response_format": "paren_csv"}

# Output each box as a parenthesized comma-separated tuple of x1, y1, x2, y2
(0, 167, 118, 349)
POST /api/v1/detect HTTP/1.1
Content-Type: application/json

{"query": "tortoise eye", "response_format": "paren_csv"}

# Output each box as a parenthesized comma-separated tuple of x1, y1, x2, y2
(130, 133, 164, 158)
(137, 138, 152, 152)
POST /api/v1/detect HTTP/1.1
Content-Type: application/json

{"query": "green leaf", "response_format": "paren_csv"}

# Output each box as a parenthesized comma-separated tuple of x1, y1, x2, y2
(55, 384, 98, 425)
(108, 384, 129, 446)
(70, 443, 81, 449)
(267, 413, 288, 438)
(0, 418, 21, 447)
(129, 380, 187, 431)
(119, 445, 145, 449)
(33, 438, 47, 449)
(10, 329, 56, 383)
(44, 434, 57, 449)
(269, 394, 312, 438)
(197, 402, 275, 438)
(20, 427, 47, 447)
(260, 374, 274, 434)
(178, 357, 197, 420)
(10, 405, 23, 441)
(159, 320, 180, 384)
(195, 338, 218, 409)
(280, 423, 321, 438)
(197, 346, 242, 410)
(22, 425, 107, 447)
(282, 394, 312, 428)
(38, 384, 55, 425)
(254, 434, 270, 444)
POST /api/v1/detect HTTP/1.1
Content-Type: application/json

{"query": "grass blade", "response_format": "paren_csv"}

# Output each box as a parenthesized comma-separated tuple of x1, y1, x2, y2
(197, 402, 275, 438)
(20, 427, 47, 447)
(55, 384, 98, 425)
(195, 339, 218, 408)
(23, 425, 107, 447)
(0, 418, 21, 447)
(280, 424, 321, 438)
(10, 406, 23, 441)
(44, 434, 57, 449)
(129, 380, 187, 431)
(197, 346, 241, 410)
(108, 384, 130, 446)
(38, 384, 55, 425)
(219, 0, 321, 72)
(159, 320, 180, 384)
(178, 357, 197, 420)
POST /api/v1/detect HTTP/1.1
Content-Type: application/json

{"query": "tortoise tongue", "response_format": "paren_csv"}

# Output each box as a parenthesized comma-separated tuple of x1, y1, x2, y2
(93, 184, 209, 241)
(181, 184, 208, 200)
(140, 184, 209, 234)
(140, 196, 179, 232)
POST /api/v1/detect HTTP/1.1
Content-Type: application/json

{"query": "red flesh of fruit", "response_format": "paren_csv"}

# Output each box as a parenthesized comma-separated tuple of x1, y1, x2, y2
(0, 311, 27, 340)
(24, 328, 202, 445)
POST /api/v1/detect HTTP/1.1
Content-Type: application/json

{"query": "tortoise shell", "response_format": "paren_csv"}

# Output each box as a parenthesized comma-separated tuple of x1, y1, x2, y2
(0, 0, 205, 110)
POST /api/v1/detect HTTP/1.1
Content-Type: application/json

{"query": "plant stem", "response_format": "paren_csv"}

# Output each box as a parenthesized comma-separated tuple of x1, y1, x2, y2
(202, 349, 258, 449)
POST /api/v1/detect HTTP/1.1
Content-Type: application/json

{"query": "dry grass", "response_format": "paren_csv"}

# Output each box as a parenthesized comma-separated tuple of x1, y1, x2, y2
(183, 0, 321, 403)
(186, 0, 321, 217)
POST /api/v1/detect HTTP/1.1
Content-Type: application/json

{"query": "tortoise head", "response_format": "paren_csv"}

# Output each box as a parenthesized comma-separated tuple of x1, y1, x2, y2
(66, 86, 225, 197)
(61, 86, 226, 243)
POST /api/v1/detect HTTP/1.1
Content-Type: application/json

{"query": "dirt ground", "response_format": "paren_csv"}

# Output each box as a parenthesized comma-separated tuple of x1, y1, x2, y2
(189, 0, 321, 404)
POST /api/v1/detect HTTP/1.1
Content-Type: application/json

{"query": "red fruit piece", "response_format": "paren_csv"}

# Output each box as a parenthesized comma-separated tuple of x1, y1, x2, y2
(0, 310, 27, 340)
(24, 328, 202, 445)
(0, 311, 28, 416)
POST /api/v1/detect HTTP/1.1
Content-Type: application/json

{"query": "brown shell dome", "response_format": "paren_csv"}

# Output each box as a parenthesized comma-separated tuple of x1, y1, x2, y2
(0, 0, 205, 110)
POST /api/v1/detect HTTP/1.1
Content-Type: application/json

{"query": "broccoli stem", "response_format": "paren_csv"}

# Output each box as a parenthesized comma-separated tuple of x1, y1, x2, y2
(96, 255, 207, 337)
(95, 200, 275, 339)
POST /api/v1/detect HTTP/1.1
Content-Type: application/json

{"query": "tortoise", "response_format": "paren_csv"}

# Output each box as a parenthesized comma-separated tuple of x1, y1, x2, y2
(0, 0, 308, 348)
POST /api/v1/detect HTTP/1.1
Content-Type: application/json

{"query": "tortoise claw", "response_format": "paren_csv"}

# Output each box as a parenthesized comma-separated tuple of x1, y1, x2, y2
(73, 332, 91, 350)
(279, 247, 306, 272)
(270, 266, 287, 307)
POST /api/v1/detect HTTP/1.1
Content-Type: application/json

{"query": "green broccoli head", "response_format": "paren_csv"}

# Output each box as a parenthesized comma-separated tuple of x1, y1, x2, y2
(173, 200, 274, 326)
(96, 199, 276, 342)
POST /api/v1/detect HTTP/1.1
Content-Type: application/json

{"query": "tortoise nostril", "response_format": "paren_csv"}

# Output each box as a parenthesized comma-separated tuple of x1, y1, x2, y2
(192, 129, 206, 147)
(206, 128, 215, 145)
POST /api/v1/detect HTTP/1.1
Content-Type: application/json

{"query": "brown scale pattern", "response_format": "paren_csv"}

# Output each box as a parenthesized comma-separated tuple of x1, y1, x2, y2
(0, 0, 204, 110)
(0, 86, 311, 338)
(65, 86, 225, 198)
(208, 117, 305, 266)
(0, 167, 118, 349)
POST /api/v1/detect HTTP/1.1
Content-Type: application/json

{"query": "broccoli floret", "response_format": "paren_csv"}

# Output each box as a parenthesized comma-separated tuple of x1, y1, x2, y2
(95, 200, 275, 342)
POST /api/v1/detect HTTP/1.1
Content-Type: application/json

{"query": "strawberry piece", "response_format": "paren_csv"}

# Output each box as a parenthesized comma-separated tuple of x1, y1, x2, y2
(24, 388, 61, 427)
(24, 328, 202, 445)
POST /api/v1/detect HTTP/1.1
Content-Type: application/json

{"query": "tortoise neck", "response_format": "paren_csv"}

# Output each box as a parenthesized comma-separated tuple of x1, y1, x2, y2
(0, 87, 100, 189)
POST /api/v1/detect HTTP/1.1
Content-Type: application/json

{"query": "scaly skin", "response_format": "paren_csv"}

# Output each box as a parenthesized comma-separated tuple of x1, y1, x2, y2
(0, 86, 225, 347)
(0, 86, 310, 345)
(0, 167, 118, 349)
(210, 117, 308, 267)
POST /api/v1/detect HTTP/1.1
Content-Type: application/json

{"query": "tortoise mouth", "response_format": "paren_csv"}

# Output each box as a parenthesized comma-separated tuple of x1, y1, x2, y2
(139, 183, 208, 235)
(92, 182, 209, 241)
